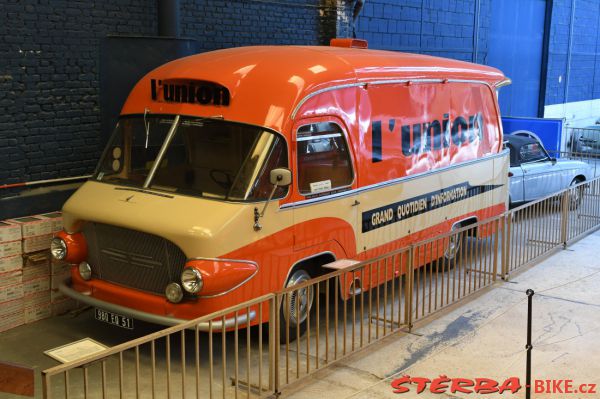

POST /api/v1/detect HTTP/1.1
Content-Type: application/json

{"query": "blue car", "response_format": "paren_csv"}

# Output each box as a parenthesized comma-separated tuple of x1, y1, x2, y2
(506, 134, 592, 207)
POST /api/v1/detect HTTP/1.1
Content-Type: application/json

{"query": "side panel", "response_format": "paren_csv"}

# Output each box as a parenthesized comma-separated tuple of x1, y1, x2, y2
(357, 155, 506, 254)
(522, 161, 563, 200)
(356, 82, 502, 188)
(355, 81, 505, 254)
(509, 167, 525, 204)
(288, 81, 506, 259)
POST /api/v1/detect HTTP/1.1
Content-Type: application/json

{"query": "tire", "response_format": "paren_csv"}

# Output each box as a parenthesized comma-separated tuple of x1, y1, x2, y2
(569, 178, 584, 209)
(280, 268, 314, 344)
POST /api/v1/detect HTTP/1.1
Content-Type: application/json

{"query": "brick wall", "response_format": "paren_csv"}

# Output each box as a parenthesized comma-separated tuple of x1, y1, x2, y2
(355, 0, 490, 63)
(355, 0, 600, 109)
(4, 0, 600, 206)
(543, 0, 600, 106)
(0, 0, 351, 202)
(0, 0, 156, 197)
(180, 0, 348, 51)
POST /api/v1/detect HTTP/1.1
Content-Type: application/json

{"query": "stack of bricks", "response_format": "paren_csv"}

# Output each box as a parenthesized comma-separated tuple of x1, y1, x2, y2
(11, 215, 54, 324)
(46, 212, 78, 316)
(0, 221, 24, 332)
(0, 212, 79, 333)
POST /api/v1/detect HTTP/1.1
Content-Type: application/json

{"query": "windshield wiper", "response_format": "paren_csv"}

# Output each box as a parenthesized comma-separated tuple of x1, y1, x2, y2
(143, 108, 151, 149)
(143, 115, 181, 188)
(114, 187, 174, 199)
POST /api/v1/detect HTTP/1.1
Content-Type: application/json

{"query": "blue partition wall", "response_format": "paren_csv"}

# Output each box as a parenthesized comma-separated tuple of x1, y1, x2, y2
(502, 117, 564, 155)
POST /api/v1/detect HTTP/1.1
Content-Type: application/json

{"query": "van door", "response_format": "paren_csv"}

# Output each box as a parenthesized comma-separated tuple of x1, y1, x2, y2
(291, 118, 360, 257)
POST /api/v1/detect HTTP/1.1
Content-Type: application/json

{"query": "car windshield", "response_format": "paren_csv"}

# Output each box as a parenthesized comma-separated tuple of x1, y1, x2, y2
(94, 115, 288, 201)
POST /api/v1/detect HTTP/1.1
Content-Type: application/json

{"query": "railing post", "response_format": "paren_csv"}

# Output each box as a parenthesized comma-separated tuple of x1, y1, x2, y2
(492, 218, 500, 281)
(42, 371, 50, 399)
(404, 246, 414, 332)
(525, 289, 535, 399)
(561, 189, 570, 248)
(502, 212, 511, 280)
(272, 294, 281, 396)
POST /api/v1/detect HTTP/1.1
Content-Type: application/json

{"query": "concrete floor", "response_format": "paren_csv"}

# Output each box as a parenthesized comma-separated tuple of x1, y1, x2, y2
(1, 230, 600, 398)
(0, 305, 167, 399)
(282, 231, 600, 399)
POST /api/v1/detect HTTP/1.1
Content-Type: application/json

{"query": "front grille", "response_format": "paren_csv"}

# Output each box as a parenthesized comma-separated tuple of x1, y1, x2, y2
(83, 222, 187, 294)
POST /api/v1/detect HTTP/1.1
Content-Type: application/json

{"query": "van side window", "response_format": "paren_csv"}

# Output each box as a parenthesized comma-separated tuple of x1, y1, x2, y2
(297, 122, 353, 195)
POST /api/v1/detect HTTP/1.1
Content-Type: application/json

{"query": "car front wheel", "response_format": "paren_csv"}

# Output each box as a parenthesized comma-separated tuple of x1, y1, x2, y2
(280, 268, 314, 343)
(569, 178, 584, 209)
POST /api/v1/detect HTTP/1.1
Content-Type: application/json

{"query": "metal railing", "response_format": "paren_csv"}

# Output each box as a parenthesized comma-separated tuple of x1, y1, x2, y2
(564, 176, 600, 242)
(503, 192, 564, 276)
(42, 295, 277, 399)
(547, 149, 600, 177)
(275, 247, 412, 388)
(42, 176, 600, 398)
(410, 216, 501, 324)
(563, 126, 600, 153)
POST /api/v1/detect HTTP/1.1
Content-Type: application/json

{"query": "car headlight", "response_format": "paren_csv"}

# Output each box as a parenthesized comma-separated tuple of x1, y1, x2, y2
(165, 282, 184, 303)
(50, 237, 67, 260)
(78, 261, 92, 280)
(181, 267, 203, 294)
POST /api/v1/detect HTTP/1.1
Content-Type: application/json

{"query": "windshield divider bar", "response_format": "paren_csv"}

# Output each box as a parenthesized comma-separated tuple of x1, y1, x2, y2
(143, 115, 181, 189)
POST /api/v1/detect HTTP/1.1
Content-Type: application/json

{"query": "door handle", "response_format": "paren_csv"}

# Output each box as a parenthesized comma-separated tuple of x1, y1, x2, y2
(351, 200, 360, 207)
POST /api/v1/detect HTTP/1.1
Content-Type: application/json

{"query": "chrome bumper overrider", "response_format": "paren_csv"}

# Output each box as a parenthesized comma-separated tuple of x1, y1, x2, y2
(59, 279, 255, 331)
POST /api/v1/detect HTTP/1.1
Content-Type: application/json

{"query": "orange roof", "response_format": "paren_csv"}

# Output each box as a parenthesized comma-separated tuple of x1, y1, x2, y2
(121, 46, 506, 132)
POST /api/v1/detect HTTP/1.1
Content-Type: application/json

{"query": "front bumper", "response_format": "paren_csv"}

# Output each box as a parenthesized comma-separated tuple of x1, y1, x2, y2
(59, 279, 255, 331)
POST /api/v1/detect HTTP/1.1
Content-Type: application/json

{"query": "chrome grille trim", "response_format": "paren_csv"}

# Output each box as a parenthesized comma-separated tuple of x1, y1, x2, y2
(83, 222, 187, 294)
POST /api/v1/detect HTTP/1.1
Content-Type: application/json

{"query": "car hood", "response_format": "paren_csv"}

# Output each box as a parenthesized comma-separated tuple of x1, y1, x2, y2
(61, 181, 279, 258)
(554, 159, 593, 171)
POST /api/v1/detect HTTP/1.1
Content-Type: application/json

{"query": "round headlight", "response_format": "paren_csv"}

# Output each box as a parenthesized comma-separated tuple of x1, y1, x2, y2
(165, 282, 184, 303)
(181, 268, 203, 294)
(78, 261, 92, 280)
(51, 237, 67, 260)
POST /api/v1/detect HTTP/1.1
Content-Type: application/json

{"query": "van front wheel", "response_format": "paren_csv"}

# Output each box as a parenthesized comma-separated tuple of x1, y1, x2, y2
(280, 268, 314, 344)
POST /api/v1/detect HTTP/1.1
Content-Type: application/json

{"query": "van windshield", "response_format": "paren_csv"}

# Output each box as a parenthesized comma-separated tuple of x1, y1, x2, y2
(94, 115, 288, 201)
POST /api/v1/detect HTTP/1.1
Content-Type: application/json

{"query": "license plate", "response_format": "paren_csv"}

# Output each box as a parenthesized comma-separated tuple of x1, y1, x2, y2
(94, 308, 134, 329)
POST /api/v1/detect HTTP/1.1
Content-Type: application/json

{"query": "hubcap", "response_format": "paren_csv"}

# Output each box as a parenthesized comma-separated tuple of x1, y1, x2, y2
(284, 270, 313, 327)
(570, 180, 582, 208)
(445, 226, 461, 260)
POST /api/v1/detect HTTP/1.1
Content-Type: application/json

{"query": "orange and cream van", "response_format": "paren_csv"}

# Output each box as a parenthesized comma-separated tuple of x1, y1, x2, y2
(53, 39, 509, 333)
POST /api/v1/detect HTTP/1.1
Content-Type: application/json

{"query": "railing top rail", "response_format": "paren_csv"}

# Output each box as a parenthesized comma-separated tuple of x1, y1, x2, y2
(278, 212, 505, 296)
(566, 126, 600, 130)
(510, 173, 600, 213)
(415, 213, 504, 246)
(547, 149, 600, 156)
(277, 246, 413, 295)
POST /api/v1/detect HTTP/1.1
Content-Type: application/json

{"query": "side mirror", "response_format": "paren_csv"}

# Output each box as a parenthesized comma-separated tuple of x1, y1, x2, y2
(254, 168, 292, 231)
(270, 168, 292, 187)
(550, 157, 557, 165)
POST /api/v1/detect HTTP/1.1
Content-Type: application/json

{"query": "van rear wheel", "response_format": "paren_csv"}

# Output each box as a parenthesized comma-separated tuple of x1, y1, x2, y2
(444, 223, 463, 262)
(280, 269, 314, 344)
